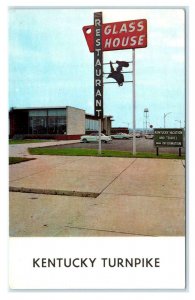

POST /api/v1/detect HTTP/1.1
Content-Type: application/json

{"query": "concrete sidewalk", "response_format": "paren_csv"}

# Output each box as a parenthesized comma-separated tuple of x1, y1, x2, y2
(9, 139, 79, 157)
(9, 142, 185, 237)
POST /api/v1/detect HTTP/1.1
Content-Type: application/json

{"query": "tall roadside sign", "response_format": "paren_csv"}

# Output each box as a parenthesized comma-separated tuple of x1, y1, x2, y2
(94, 12, 103, 119)
(94, 12, 103, 154)
(83, 14, 147, 155)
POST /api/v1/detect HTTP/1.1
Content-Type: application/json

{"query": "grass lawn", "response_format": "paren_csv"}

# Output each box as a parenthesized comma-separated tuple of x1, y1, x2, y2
(9, 139, 49, 144)
(29, 147, 185, 159)
(9, 157, 36, 165)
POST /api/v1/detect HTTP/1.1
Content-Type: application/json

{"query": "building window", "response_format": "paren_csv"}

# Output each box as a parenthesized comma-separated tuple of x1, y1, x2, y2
(29, 109, 66, 134)
(48, 109, 66, 134)
(85, 118, 98, 131)
(29, 110, 47, 134)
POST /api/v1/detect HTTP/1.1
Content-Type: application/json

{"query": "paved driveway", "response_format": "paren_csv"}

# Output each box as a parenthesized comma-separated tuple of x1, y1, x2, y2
(9, 141, 185, 237)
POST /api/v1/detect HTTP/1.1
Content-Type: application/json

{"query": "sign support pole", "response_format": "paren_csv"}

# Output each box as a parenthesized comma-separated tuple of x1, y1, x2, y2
(132, 49, 136, 155)
(156, 147, 159, 156)
(98, 119, 101, 155)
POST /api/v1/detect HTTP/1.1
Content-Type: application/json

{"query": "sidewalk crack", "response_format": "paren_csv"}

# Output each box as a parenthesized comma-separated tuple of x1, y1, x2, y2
(99, 158, 137, 194)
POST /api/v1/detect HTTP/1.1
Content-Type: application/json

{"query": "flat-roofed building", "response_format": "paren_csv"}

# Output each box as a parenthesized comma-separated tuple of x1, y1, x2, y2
(9, 106, 113, 140)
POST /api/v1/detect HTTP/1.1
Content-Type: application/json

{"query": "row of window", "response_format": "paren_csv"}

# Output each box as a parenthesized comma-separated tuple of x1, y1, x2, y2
(29, 116, 66, 134)
(29, 109, 66, 117)
(28, 110, 99, 134)
(28, 109, 66, 134)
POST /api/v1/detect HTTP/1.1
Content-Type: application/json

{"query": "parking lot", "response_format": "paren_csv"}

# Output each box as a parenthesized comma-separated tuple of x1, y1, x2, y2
(44, 137, 185, 154)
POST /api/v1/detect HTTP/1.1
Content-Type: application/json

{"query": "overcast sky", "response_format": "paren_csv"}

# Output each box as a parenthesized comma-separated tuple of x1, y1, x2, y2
(9, 8, 185, 128)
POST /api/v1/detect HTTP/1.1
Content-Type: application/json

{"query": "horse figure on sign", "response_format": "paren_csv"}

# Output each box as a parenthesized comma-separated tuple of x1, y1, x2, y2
(107, 61, 129, 86)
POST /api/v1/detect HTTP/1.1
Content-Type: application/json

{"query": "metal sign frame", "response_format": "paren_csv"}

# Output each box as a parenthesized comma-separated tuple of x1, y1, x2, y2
(84, 12, 147, 155)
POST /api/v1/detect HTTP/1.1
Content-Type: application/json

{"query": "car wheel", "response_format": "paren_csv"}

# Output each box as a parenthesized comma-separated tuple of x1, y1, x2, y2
(83, 138, 88, 143)
(103, 140, 107, 143)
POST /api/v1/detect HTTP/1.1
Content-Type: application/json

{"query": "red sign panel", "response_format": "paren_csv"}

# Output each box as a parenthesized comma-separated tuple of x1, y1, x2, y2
(83, 19, 147, 52)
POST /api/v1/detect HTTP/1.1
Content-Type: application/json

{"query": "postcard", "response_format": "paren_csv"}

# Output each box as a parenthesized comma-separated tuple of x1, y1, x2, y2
(8, 7, 186, 290)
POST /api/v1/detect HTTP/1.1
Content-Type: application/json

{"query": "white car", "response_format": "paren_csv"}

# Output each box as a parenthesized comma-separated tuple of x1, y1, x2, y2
(111, 133, 132, 139)
(124, 132, 142, 138)
(145, 134, 154, 139)
(135, 132, 141, 138)
(129, 132, 141, 138)
(80, 133, 112, 143)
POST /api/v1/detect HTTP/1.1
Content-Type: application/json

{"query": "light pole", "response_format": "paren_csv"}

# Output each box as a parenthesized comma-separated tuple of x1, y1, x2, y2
(164, 112, 172, 128)
(175, 120, 182, 128)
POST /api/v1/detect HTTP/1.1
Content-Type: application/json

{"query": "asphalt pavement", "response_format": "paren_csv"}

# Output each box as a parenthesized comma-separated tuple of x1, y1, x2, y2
(42, 138, 185, 154)
(9, 140, 185, 237)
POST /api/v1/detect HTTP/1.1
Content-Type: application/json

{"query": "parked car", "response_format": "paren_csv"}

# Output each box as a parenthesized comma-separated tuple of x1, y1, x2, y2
(80, 133, 112, 143)
(116, 132, 141, 138)
(111, 133, 132, 139)
(145, 134, 154, 139)
(135, 132, 141, 138)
